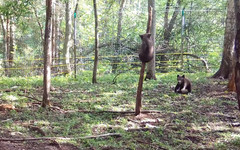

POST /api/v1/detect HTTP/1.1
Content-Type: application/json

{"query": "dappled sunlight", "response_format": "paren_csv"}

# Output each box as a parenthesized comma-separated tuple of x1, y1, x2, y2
(5, 95, 18, 101)
(1, 72, 240, 149)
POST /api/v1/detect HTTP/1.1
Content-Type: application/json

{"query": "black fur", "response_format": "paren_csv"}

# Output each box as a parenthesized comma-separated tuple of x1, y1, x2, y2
(139, 33, 154, 63)
(174, 75, 191, 94)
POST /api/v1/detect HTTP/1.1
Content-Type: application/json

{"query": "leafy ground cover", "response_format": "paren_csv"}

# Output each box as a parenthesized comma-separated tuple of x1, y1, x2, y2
(0, 71, 240, 150)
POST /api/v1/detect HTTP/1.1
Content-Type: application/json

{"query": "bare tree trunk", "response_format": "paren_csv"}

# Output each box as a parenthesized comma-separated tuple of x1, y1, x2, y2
(145, 0, 156, 80)
(9, 19, 14, 77)
(212, 0, 235, 79)
(52, 0, 56, 66)
(163, 0, 181, 43)
(42, 0, 53, 108)
(0, 15, 8, 76)
(63, 0, 72, 74)
(160, 0, 181, 72)
(32, 5, 44, 43)
(112, 0, 125, 74)
(55, 0, 60, 66)
(73, 2, 78, 78)
(92, 0, 99, 84)
(6, 17, 10, 76)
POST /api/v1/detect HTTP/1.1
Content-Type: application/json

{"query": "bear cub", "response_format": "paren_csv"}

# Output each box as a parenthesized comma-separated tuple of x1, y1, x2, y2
(175, 75, 192, 94)
(139, 33, 154, 63)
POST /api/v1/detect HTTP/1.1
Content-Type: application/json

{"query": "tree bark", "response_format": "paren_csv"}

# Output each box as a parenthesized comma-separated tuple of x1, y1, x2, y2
(6, 17, 10, 76)
(145, 0, 156, 80)
(234, 0, 240, 110)
(0, 15, 8, 76)
(160, 0, 181, 72)
(52, 0, 56, 65)
(163, 0, 181, 44)
(112, 0, 125, 74)
(31, 5, 44, 43)
(63, 0, 72, 74)
(212, 0, 235, 79)
(8, 19, 14, 77)
(73, 2, 78, 78)
(92, 0, 99, 84)
(135, 62, 145, 115)
(42, 0, 52, 108)
(55, 0, 60, 66)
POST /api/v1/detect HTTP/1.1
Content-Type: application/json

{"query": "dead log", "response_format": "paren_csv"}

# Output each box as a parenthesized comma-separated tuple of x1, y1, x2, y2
(0, 133, 121, 141)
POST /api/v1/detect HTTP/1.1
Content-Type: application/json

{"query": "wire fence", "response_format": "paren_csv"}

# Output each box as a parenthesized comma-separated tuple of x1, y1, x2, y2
(0, 51, 217, 77)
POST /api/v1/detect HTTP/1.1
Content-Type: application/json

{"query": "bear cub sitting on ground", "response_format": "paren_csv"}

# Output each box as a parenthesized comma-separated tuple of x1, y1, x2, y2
(175, 75, 192, 94)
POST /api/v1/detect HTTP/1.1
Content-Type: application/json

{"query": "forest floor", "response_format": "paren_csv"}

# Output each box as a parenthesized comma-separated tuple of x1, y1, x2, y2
(0, 72, 240, 150)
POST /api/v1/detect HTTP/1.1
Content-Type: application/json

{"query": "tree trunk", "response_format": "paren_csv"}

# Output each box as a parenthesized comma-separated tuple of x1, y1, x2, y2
(6, 17, 10, 76)
(52, 0, 56, 66)
(92, 0, 99, 84)
(8, 19, 14, 77)
(145, 0, 156, 80)
(212, 0, 235, 79)
(32, 5, 44, 43)
(74, 2, 78, 78)
(163, 0, 181, 44)
(0, 15, 8, 76)
(63, 0, 72, 74)
(234, 0, 240, 110)
(55, 0, 60, 66)
(42, 0, 52, 108)
(112, 0, 125, 74)
(160, 0, 181, 72)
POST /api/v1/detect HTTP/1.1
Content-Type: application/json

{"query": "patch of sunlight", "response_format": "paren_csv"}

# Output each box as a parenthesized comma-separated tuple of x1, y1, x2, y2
(191, 121, 230, 133)
(206, 122, 230, 131)
(94, 105, 104, 110)
(231, 133, 240, 138)
(215, 133, 240, 146)
(102, 90, 125, 96)
(111, 106, 128, 111)
(6, 95, 18, 101)
(34, 120, 50, 126)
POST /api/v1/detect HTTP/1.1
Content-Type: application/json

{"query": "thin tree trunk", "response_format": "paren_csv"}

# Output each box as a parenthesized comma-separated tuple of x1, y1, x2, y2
(145, 0, 156, 80)
(163, 0, 181, 43)
(32, 5, 44, 43)
(6, 17, 10, 76)
(135, 62, 145, 115)
(9, 19, 14, 77)
(55, 0, 60, 66)
(212, 0, 235, 79)
(160, 0, 181, 72)
(42, 0, 53, 108)
(74, 2, 78, 78)
(52, 0, 56, 66)
(163, 0, 170, 32)
(112, 0, 125, 74)
(0, 15, 8, 76)
(63, 1, 72, 74)
(92, 0, 99, 84)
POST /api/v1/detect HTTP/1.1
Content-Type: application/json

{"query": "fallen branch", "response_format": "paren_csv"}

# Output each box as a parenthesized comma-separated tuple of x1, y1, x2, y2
(66, 110, 162, 114)
(0, 133, 121, 142)
(17, 93, 41, 102)
(126, 127, 161, 132)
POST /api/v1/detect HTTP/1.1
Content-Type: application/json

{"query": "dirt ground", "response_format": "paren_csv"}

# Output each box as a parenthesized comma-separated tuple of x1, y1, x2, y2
(0, 78, 240, 150)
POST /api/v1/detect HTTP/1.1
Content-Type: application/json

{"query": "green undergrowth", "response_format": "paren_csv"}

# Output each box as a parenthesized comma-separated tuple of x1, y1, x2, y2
(1, 71, 240, 149)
